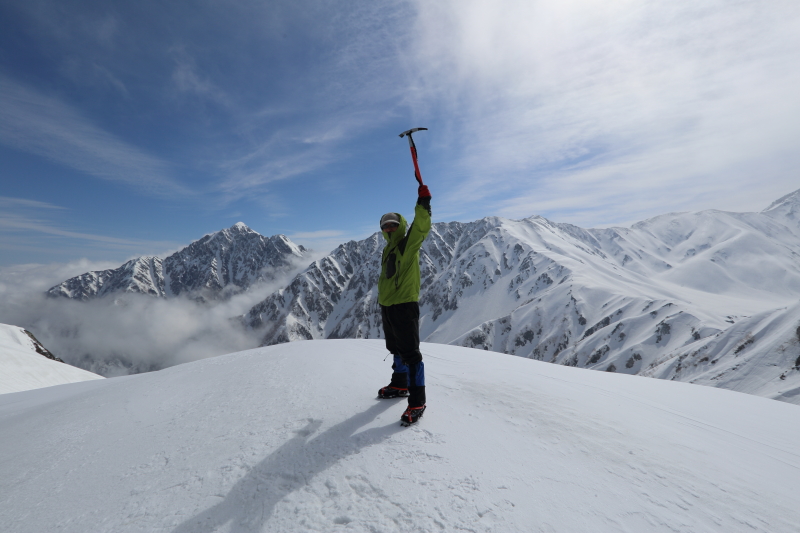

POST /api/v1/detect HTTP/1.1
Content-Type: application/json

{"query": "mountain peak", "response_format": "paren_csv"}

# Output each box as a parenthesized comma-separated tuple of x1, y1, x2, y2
(230, 222, 252, 232)
(48, 224, 307, 301)
(207, 222, 254, 239)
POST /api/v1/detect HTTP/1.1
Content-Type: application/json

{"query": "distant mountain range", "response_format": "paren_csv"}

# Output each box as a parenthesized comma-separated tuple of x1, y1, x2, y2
(47, 223, 307, 302)
(241, 189, 800, 404)
(41, 191, 800, 404)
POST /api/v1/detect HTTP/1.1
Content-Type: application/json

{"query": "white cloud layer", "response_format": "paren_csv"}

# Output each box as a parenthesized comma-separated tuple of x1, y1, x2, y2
(408, 0, 800, 226)
(0, 260, 306, 376)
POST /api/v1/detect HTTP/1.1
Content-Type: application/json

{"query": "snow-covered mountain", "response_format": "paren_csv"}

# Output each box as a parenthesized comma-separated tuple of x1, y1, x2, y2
(243, 189, 800, 404)
(0, 323, 102, 394)
(763, 188, 800, 235)
(1, 340, 799, 532)
(48, 223, 307, 302)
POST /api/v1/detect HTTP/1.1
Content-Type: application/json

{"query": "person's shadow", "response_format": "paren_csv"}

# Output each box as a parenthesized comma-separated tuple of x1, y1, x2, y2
(171, 400, 404, 533)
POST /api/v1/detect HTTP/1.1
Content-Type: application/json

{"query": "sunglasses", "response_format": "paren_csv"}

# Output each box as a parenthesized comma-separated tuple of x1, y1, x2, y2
(381, 222, 400, 232)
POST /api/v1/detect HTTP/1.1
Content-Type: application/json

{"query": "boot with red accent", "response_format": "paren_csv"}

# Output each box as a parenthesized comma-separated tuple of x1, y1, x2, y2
(400, 405, 426, 426)
(378, 386, 409, 399)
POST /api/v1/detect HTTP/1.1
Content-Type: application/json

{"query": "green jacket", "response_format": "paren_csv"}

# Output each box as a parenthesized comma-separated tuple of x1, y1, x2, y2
(378, 201, 432, 306)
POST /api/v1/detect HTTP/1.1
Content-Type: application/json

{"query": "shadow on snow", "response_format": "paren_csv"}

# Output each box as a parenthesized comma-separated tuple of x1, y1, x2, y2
(171, 400, 404, 532)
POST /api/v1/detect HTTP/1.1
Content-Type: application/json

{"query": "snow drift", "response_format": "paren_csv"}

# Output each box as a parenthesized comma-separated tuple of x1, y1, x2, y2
(1, 340, 798, 532)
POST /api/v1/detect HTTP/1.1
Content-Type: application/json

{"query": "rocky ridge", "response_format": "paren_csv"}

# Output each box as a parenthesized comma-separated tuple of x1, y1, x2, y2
(48, 223, 307, 302)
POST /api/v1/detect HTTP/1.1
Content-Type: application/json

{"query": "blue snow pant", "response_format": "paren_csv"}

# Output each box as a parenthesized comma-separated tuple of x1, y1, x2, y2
(381, 301, 425, 407)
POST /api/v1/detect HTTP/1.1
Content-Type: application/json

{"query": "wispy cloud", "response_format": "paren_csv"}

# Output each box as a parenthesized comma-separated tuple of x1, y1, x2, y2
(0, 212, 168, 247)
(170, 49, 234, 109)
(216, 135, 338, 198)
(408, 0, 800, 226)
(0, 196, 180, 264)
(7, 0, 793, 248)
(205, 1, 413, 203)
(0, 76, 193, 197)
(0, 196, 66, 211)
(3, 1, 413, 210)
(58, 58, 129, 97)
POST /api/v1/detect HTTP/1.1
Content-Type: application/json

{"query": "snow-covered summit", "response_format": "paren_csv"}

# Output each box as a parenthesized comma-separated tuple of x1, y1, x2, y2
(1, 340, 798, 532)
(48, 223, 307, 301)
(0, 323, 102, 394)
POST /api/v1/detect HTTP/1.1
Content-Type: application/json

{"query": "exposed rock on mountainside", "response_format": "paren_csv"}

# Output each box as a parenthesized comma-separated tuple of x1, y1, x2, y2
(243, 233, 386, 344)
(242, 189, 800, 403)
(22, 328, 63, 363)
(48, 223, 307, 302)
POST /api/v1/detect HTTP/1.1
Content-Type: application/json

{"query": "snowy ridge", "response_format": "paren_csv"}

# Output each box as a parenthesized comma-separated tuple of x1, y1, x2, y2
(0, 323, 102, 394)
(48, 223, 307, 302)
(243, 232, 387, 343)
(241, 219, 495, 343)
(1, 340, 799, 532)
(763, 188, 800, 235)
(243, 189, 800, 404)
(46, 256, 165, 301)
(643, 303, 800, 402)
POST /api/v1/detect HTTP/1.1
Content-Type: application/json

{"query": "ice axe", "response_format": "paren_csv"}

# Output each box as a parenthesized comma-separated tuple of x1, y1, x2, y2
(399, 127, 428, 186)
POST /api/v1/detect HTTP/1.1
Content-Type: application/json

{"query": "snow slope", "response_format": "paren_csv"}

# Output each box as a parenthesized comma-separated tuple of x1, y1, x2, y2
(0, 323, 102, 394)
(1, 340, 798, 532)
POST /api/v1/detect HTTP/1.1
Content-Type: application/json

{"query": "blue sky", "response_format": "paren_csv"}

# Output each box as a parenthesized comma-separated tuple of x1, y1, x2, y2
(2, 0, 800, 268)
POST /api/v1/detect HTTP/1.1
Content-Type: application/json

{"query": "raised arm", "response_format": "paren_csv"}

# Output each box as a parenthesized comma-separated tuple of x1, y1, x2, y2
(405, 185, 432, 254)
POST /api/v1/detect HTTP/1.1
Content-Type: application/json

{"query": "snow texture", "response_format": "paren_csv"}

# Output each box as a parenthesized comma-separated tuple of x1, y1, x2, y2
(1, 339, 798, 532)
(0, 322, 102, 394)
(243, 189, 800, 405)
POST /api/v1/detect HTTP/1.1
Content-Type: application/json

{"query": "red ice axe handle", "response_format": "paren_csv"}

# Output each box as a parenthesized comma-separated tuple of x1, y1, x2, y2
(409, 143, 424, 186)
(399, 127, 427, 186)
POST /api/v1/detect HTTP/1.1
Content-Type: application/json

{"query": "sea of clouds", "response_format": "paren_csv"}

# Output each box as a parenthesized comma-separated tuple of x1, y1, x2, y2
(0, 258, 310, 377)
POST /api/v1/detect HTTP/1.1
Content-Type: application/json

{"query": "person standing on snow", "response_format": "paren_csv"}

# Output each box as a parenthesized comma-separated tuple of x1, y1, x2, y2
(377, 184, 432, 425)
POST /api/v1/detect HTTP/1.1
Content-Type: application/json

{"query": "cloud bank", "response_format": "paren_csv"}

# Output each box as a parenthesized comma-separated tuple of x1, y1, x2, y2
(0, 260, 306, 377)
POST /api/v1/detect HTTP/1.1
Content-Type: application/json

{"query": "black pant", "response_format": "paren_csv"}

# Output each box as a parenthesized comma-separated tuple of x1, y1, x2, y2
(381, 302, 425, 407)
